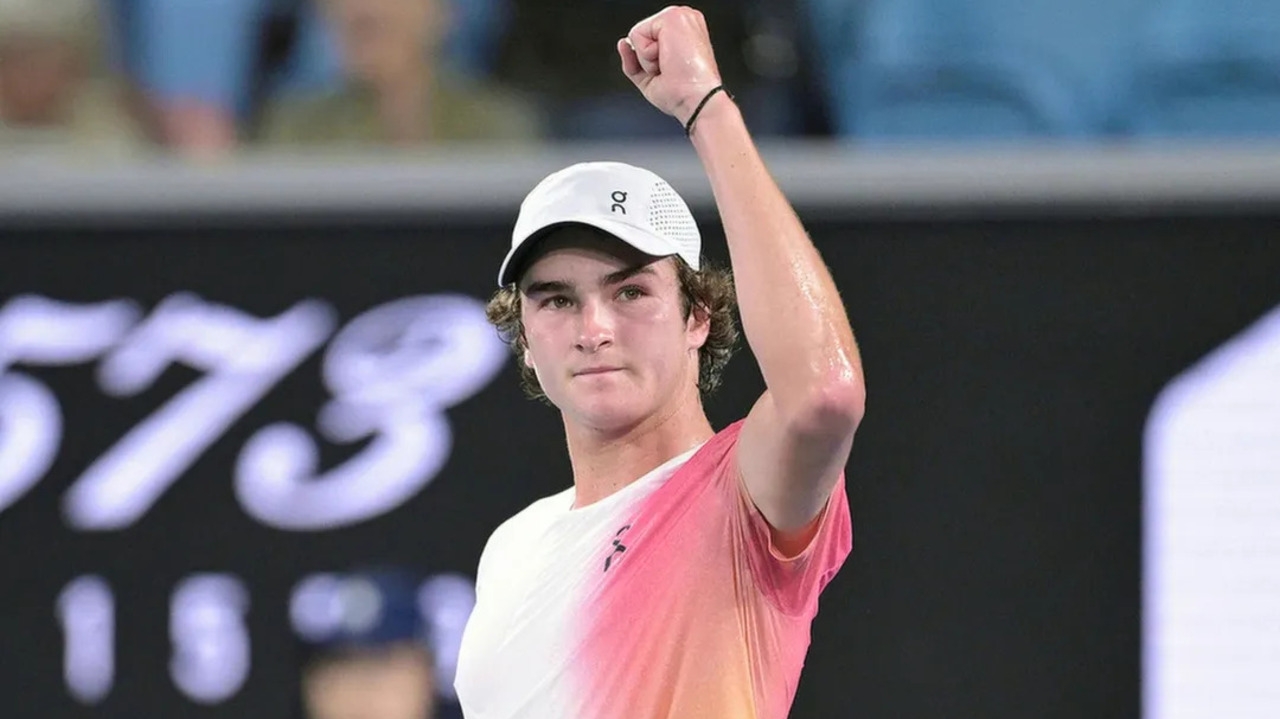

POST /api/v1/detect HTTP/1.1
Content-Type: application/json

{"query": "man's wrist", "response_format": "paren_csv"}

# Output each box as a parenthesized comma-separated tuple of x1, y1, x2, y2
(681, 85, 729, 135)
(686, 90, 741, 143)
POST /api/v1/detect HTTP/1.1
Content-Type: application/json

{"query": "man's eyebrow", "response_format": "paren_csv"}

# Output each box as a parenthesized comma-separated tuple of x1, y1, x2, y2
(602, 264, 657, 286)
(522, 280, 572, 296)
(523, 265, 656, 295)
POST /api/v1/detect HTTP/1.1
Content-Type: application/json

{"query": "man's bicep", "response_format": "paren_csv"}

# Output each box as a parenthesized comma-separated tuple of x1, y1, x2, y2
(737, 390, 856, 534)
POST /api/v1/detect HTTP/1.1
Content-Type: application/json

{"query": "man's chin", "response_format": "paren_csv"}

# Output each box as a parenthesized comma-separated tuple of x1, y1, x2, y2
(564, 394, 647, 433)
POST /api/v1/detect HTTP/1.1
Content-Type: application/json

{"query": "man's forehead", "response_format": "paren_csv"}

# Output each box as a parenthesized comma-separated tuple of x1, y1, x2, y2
(517, 226, 667, 286)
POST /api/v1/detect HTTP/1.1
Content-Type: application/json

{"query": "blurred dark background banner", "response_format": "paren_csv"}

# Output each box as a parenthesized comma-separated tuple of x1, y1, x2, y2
(1, 203, 1279, 719)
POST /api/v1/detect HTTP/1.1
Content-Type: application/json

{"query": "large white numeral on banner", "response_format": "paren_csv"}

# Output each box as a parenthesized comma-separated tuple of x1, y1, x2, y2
(62, 294, 336, 530)
(56, 576, 115, 705)
(290, 574, 345, 642)
(1143, 303, 1280, 719)
(170, 574, 251, 704)
(0, 297, 140, 515)
(0, 375, 62, 514)
(235, 296, 507, 531)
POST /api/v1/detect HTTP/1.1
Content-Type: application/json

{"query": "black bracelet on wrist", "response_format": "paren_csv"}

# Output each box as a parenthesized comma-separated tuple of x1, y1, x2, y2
(684, 85, 731, 137)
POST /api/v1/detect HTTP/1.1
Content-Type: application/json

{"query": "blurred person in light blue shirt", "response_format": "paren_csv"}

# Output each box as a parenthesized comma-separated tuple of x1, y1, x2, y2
(103, 0, 339, 156)
(103, 0, 510, 157)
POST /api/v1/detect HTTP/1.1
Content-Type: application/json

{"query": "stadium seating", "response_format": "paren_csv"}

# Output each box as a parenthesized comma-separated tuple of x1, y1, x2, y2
(1118, 0, 1280, 138)
(827, 0, 1093, 141)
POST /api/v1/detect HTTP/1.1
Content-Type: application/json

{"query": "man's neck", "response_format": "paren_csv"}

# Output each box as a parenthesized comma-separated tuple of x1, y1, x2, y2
(563, 389, 714, 509)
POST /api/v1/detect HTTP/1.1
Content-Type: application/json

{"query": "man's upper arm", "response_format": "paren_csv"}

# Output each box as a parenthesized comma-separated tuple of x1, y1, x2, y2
(737, 389, 859, 540)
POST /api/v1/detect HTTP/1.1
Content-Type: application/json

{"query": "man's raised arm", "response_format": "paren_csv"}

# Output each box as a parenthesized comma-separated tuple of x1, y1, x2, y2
(619, 6, 865, 538)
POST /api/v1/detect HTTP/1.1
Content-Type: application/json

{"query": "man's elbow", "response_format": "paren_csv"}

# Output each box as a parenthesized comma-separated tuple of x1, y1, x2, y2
(786, 374, 866, 439)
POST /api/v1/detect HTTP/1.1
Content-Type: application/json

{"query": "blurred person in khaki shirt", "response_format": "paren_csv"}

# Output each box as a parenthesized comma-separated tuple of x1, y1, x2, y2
(0, 0, 144, 155)
(258, 0, 541, 148)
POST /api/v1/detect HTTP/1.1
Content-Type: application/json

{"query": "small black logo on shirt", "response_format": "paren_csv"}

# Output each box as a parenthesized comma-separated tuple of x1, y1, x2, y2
(603, 524, 632, 572)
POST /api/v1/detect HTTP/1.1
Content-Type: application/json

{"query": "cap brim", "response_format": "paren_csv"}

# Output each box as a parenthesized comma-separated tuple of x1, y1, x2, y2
(497, 216, 680, 287)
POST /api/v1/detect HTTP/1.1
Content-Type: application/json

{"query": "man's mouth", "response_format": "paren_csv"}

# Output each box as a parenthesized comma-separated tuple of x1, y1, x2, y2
(574, 367, 623, 376)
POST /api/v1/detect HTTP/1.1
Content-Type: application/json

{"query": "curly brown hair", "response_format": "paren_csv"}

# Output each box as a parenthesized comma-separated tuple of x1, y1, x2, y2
(486, 257, 740, 403)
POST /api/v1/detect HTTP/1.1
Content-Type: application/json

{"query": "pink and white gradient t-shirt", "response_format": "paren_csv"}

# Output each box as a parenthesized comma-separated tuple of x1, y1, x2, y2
(453, 420, 853, 719)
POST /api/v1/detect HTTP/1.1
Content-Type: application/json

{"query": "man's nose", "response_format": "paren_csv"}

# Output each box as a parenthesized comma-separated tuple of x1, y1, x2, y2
(575, 300, 614, 352)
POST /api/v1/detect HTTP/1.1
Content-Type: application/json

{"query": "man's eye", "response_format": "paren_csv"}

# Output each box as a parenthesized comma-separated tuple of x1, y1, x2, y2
(545, 296, 571, 309)
(619, 286, 644, 301)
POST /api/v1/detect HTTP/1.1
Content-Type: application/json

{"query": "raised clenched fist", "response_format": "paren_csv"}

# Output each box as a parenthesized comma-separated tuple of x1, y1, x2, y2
(616, 6, 724, 127)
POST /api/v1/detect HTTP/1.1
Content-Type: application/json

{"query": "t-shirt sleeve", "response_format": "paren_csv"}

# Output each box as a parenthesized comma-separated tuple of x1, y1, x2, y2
(727, 454, 854, 618)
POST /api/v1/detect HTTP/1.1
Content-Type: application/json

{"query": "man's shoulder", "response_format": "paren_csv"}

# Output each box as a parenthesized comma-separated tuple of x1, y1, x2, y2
(694, 419, 747, 467)
(485, 487, 574, 549)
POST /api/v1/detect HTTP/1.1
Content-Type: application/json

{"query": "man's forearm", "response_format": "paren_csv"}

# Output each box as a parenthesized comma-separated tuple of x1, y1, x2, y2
(689, 96, 864, 423)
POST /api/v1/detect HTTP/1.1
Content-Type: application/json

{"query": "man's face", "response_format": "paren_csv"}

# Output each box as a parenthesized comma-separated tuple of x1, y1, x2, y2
(302, 644, 436, 719)
(321, 0, 444, 84)
(518, 227, 709, 432)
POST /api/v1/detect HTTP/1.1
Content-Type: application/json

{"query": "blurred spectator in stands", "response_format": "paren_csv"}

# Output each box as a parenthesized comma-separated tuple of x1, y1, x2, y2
(492, 0, 826, 139)
(296, 569, 447, 719)
(0, 0, 145, 155)
(257, 0, 541, 148)
(102, 0, 341, 158)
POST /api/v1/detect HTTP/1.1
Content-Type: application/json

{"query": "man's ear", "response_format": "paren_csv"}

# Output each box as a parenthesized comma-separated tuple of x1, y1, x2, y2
(687, 303, 711, 350)
(523, 347, 535, 369)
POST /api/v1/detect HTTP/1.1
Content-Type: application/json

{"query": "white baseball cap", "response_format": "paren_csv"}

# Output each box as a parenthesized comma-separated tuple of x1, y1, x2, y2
(497, 161, 701, 287)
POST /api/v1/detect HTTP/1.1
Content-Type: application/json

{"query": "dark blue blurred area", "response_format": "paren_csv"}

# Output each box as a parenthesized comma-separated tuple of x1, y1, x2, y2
(292, 566, 467, 719)
(293, 568, 426, 653)
(808, 0, 1280, 142)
